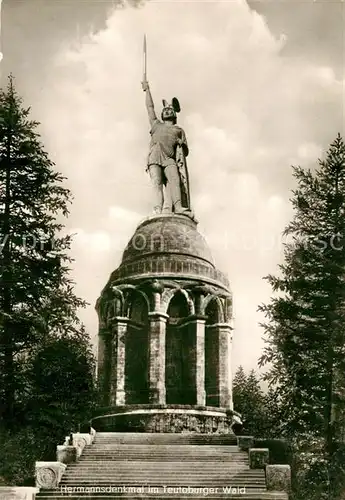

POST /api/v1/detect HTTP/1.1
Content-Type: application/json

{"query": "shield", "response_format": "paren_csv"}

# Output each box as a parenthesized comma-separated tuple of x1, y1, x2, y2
(176, 144, 190, 210)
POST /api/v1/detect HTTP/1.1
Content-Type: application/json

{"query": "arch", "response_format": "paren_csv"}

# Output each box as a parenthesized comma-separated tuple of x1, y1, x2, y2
(164, 288, 194, 316)
(161, 288, 178, 314)
(204, 296, 223, 407)
(98, 286, 125, 324)
(165, 289, 196, 405)
(119, 285, 149, 319)
(167, 291, 190, 319)
(128, 291, 149, 324)
(121, 287, 150, 404)
(203, 296, 224, 325)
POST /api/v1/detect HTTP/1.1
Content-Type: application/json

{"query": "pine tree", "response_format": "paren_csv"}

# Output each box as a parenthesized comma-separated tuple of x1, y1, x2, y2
(263, 386, 284, 437)
(233, 366, 267, 435)
(233, 365, 247, 415)
(0, 76, 86, 426)
(259, 134, 345, 498)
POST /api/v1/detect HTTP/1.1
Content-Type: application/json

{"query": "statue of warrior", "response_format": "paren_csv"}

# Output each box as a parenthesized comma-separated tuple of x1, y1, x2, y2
(141, 79, 193, 218)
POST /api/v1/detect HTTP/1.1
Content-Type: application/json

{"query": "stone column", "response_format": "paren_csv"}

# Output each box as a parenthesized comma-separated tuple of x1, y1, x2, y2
(195, 317, 206, 406)
(148, 312, 167, 404)
(97, 327, 112, 406)
(217, 323, 233, 408)
(109, 317, 129, 406)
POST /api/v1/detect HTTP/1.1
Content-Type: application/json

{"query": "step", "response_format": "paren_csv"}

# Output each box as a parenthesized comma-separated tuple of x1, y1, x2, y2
(36, 492, 288, 500)
(59, 483, 266, 488)
(78, 457, 248, 462)
(61, 473, 265, 484)
(66, 460, 255, 472)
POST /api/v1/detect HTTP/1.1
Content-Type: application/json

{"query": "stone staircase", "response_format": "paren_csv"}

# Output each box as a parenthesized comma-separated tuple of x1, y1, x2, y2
(36, 433, 289, 499)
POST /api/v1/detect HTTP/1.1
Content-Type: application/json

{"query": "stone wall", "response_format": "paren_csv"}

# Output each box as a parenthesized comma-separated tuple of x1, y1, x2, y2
(92, 408, 234, 434)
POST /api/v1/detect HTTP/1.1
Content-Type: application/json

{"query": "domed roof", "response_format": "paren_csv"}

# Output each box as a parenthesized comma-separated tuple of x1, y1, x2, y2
(122, 214, 214, 266)
(106, 214, 229, 290)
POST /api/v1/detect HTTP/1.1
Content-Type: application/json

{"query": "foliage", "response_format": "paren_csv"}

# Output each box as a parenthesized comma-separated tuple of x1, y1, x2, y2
(233, 366, 268, 436)
(259, 134, 345, 499)
(253, 438, 292, 465)
(25, 332, 97, 434)
(0, 427, 55, 486)
(0, 76, 97, 485)
(0, 75, 87, 425)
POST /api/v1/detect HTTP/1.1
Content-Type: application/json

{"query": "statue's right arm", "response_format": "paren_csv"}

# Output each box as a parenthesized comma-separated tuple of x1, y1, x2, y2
(142, 81, 157, 127)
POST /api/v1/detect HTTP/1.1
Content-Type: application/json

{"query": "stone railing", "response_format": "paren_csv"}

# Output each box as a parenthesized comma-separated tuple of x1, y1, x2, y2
(237, 435, 291, 495)
(33, 428, 96, 490)
(0, 488, 39, 500)
(0, 427, 94, 496)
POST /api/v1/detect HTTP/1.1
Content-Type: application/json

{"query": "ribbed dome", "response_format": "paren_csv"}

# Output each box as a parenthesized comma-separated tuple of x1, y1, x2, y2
(122, 214, 214, 266)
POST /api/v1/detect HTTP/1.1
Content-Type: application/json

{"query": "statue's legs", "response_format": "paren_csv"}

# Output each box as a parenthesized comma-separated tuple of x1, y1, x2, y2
(149, 164, 164, 214)
(165, 164, 183, 213)
(162, 185, 172, 213)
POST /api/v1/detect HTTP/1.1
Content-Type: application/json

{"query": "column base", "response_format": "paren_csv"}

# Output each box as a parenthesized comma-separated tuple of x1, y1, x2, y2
(92, 405, 236, 434)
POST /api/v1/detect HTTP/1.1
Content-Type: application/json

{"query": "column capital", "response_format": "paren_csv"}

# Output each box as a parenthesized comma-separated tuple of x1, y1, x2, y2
(99, 326, 112, 337)
(110, 316, 131, 324)
(212, 322, 233, 331)
(178, 315, 207, 328)
(149, 279, 165, 294)
(148, 311, 169, 321)
(189, 314, 207, 322)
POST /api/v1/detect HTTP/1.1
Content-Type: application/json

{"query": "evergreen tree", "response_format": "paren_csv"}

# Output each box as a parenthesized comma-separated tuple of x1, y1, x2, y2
(232, 365, 247, 415)
(25, 332, 97, 434)
(0, 76, 86, 426)
(259, 135, 345, 498)
(263, 385, 284, 437)
(233, 366, 267, 435)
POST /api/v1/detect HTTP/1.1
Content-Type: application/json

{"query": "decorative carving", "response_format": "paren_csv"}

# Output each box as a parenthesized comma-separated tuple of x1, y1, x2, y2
(150, 279, 164, 294)
(189, 285, 209, 315)
(35, 462, 66, 489)
(92, 410, 234, 434)
(266, 464, 291, 492)
(72, 433, 92, 457)
(36, 467, 56, 489)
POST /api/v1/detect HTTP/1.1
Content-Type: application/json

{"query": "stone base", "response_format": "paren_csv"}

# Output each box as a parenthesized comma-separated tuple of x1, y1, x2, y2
(92, 405, 235, 434)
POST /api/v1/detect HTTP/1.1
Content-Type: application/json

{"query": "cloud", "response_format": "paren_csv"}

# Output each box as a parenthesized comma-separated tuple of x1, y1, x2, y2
(31, 0, 343, 371)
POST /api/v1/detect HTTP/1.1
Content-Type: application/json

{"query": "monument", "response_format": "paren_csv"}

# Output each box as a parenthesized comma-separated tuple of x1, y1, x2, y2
(93, 40, 235, 433)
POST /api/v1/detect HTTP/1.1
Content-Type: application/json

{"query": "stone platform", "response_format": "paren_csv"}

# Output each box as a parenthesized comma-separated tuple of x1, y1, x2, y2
(92, 405, 235, 433)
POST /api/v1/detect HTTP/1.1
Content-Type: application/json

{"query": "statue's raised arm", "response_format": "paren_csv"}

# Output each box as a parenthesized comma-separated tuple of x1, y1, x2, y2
(142, 80, 157, 127)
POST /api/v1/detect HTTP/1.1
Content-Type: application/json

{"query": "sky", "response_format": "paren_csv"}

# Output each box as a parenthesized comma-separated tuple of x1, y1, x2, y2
(2, 0, 344, 373)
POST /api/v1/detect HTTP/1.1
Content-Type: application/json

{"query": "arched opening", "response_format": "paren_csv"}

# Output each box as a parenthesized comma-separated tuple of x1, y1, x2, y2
(125, 290, 149, 404)
(165, 292, 195, 404)
(205, 298, 221, 406)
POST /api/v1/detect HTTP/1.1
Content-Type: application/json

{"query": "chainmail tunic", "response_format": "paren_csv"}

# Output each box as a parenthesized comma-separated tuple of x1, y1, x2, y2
(147, 119, 188, 168)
